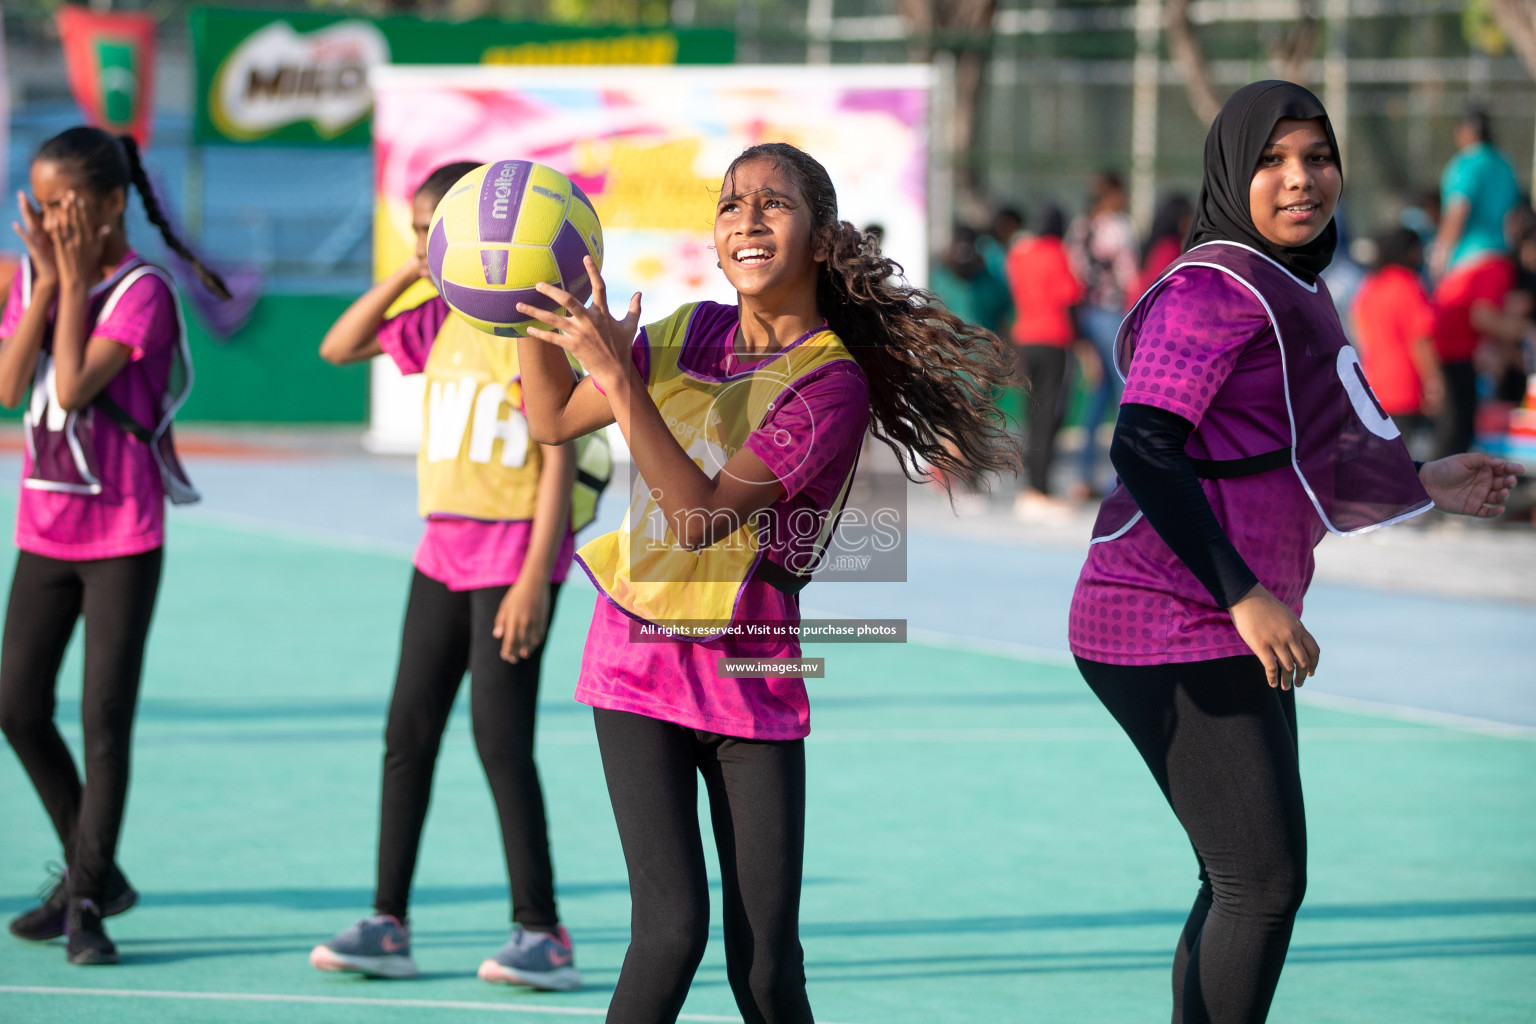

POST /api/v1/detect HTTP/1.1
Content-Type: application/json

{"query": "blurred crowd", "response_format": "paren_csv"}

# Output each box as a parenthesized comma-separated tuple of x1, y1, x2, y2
(928, 107, 1536, 526)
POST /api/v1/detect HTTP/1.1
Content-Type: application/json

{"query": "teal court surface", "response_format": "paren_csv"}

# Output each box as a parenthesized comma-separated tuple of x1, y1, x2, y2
(2, 438, 1533, 1023)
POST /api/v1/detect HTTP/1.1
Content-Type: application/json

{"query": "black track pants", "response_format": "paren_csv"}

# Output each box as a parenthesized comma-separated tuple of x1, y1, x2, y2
(1077, 655, 1307, 1024)
(594, 707, 812, 1024)
(1016, 343, 1070, 494)
(374, 570, 561, 930)
(0, 548, 163, 902)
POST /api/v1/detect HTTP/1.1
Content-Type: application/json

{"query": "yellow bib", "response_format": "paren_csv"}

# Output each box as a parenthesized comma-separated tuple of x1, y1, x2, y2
(417, 313, 541, 521)
(577, 303, 857, 636)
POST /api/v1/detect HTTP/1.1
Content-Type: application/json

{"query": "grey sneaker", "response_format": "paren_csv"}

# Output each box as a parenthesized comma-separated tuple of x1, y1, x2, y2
(309, 915, 418, 979)
(478, 924, 581, 991)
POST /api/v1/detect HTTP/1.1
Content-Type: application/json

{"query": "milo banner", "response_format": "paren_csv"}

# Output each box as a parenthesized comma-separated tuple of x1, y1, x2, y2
(57, 6, 158, 147)
(191, 8, 734, 146)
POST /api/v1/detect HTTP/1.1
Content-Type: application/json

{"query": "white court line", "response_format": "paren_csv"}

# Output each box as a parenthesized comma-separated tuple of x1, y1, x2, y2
(805, 727, 1491, 744)
(0, 985, 869, 1024)
(865, 623, 1536, 742)
(1293, 690, 1536, 740)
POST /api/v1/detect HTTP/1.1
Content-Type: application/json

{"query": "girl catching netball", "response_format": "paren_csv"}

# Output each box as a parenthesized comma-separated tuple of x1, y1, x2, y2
(309, 162, 586, 989)
(515, 142, 1018, 1023)
(1069, 82, 1521, 1023)
(0, 127, 224, 964)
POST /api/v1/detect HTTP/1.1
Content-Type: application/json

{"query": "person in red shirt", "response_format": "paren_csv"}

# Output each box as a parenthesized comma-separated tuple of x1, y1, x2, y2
(1006, 202, 1084, 517)
(1126, 193, 1193, 310)
(1351, 227, 1444, 447)
(1432, 253, 1516, 458)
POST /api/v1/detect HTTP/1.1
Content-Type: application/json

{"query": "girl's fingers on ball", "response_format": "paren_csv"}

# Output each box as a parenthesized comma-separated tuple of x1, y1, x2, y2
(515, 302, 566, 328)
(524, 326, 567, 346)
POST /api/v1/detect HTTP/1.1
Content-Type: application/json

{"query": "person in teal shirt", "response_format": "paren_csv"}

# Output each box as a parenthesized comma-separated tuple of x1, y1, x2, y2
(1432, 108, 1521, 277)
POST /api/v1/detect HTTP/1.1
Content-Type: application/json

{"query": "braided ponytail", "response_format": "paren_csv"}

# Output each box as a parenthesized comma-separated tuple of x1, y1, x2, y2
(34, 127, 231, 301)
(119, 135, 231, 300)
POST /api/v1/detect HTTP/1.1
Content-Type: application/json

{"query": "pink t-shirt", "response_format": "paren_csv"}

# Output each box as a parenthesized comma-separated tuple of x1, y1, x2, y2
(1068, 267, 1326, 665)
(377, 296, 574, 591)
(3, 253, 173, 561)
(575, 304, 870, 740)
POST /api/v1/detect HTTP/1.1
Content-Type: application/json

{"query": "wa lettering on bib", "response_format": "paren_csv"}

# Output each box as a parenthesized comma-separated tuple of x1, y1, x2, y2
(416, 314, 541, 521)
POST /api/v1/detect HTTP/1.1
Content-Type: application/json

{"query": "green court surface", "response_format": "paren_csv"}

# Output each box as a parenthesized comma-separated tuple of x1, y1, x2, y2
(2, 511, 1533, 1023)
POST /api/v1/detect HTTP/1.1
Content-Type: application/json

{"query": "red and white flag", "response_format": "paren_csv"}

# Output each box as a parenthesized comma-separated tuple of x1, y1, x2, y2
(57, 5, 158, 147)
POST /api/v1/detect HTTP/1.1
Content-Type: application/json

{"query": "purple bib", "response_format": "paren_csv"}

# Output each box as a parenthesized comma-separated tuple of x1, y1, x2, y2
(20, 257, 200, 505)
(1094, 241, 1431, 539)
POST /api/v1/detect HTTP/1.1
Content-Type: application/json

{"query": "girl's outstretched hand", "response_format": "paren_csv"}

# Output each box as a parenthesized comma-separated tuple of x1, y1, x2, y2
(1229, 584, 1319, 690)
(13, 191, 58, 286)
(518, 256, 641, 390)
(1419, 453, 1523, 518)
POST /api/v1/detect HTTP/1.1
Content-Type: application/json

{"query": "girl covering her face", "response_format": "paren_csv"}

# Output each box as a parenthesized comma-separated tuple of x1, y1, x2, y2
(0, 126, 225, 965)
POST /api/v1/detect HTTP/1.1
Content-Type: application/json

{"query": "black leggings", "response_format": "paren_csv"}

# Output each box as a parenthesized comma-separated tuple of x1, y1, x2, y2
(375, 570, 561, 930)
(593, 708, 811, 1024)
(1017, 344, 1070, 494)
(1077, 655, 1307, 1024)
(0, 548, 163, 902)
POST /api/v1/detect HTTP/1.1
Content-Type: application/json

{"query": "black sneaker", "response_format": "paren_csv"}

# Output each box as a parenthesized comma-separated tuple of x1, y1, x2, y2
(9, 864, 139, 942)
(65, 899, 119, 965)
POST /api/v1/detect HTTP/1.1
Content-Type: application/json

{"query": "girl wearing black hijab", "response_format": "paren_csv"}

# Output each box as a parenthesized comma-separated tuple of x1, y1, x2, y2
(1067, 81, 1521, 1023)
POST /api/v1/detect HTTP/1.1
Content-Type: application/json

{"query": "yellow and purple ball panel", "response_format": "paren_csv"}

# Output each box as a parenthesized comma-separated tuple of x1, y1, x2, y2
(426, 160, 605, 336)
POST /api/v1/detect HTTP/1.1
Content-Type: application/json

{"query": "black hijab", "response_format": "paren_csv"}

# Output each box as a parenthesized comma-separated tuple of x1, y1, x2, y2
(1186, 80, 1340, 282)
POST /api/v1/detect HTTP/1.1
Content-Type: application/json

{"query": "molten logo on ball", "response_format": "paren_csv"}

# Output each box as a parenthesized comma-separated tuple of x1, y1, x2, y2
(426, 159, 604, 337)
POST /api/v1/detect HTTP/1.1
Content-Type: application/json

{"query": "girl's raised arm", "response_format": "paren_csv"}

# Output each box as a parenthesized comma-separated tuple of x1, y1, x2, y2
(515, 263, 624, 444)
(319, 262, 420, 365)
(0, 193, 58, 409)
(520, 257, 785, 549)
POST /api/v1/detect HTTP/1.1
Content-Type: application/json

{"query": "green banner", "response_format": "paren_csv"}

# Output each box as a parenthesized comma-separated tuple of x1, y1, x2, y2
(191, 9, 734, 146)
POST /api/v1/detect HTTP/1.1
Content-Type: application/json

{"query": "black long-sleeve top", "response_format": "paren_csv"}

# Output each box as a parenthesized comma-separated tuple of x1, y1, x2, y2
(1108, 403, 1262, 609)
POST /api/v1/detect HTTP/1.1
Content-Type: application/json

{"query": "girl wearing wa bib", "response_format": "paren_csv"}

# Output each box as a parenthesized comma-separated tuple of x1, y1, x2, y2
(1068, 83, 1521, 1023)
(311, 163, 586, 989)
(516, 143, 1019, 1024)
(0, 127, 228, 965)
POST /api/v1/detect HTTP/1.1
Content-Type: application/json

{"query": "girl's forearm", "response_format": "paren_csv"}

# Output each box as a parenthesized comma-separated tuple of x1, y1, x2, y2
(516, 338, 615, 443)
(320, 264, 418, 364)
(0, 282, 56, 408)
(607, 368, 723, 541)
(519, 442, 576, 585)
(516, 337, 577, 435)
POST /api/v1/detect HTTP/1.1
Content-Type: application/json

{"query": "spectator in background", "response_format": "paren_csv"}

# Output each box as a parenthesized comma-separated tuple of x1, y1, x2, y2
(929, 225, 994, 329)
(1470, 205, 1536, 404)
(1006, 202, 1083, 519)
(1066, 172, 1139, 498)
(1351, 226, 1444, 454)
(976, 205, 1024, 338)
(1127, 192, 1192, 308)
(1402, 187, 1441, 258)
(1430, 107, 1521, 458)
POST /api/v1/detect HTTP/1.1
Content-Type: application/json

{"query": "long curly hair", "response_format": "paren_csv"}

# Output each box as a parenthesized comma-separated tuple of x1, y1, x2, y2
(723, 143, 1021, 491)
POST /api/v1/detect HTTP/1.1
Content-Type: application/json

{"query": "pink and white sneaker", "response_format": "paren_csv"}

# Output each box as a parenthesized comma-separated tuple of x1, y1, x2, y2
(310, 914, 418, 979)
(478, 924, 581, 991)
